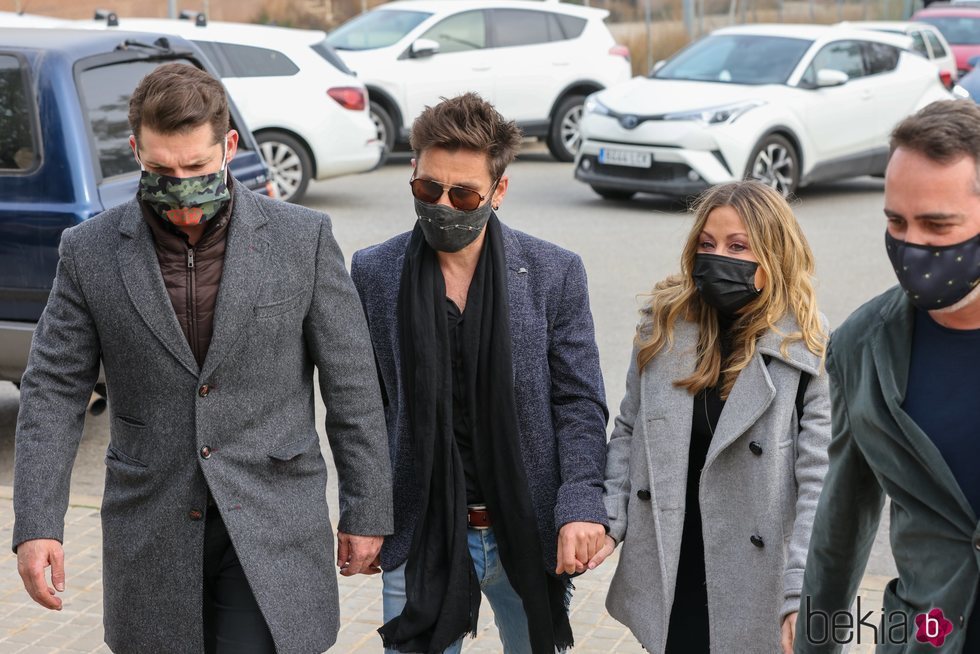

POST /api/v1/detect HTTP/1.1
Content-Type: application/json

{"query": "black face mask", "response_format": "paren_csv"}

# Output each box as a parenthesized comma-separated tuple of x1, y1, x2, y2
(885, 230, 980, 310)
(693, 253, 762, 316)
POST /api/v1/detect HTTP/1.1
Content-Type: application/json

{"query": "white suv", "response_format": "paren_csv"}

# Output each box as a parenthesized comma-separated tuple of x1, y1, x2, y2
(72, 16, 383, 203)
(325, 0, 632, 161)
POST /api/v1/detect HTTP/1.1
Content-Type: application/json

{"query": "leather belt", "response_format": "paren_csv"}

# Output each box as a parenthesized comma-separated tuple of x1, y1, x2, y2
(467, 506, 492, 530)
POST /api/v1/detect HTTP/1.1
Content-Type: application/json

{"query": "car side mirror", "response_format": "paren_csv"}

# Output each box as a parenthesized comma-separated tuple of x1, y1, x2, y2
(969, 54, 980, 68)
(816, 69, 849, 88)
(650, 59, 666, 75)
(411, 38, 440, 58)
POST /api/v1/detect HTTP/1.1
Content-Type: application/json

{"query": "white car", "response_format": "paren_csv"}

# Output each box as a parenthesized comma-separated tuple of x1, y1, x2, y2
(575, 24, 953, 200)
(71, 15, 382, 203)
(325, 0, 631, 162)
(840, 20, 959, 86)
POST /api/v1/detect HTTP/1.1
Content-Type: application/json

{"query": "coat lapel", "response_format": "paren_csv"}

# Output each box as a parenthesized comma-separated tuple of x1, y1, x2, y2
(501, 224, 530, 368)
(705, 352, 775, 470)
(871, 291, 976, 524)
(200, 188, 270, 382)
(117, 200, 199, 377)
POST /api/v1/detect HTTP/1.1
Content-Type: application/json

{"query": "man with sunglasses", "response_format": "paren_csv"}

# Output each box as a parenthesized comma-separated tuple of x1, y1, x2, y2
(351, 93, 610, 654)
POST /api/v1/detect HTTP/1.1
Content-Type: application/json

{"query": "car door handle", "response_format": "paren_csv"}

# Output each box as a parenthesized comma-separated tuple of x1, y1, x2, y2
(472, 65, 491, 72)
(552, 61, 570, 66)
(861, 89, 873, 100)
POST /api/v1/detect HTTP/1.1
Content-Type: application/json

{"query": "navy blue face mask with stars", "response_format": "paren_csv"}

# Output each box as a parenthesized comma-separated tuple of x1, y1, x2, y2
(885, 231, 980, 310)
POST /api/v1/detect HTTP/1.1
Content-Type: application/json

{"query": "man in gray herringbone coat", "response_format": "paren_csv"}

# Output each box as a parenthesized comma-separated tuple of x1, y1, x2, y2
(12, 64, 392, 654)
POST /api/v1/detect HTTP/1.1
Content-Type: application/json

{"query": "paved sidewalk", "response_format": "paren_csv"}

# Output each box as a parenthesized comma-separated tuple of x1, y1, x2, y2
(0, 488, 889, 653)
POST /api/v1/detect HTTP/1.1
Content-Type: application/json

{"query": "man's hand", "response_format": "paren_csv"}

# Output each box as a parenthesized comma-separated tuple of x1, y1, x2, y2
(555, 521, 605, 575)
(586, 535, 616, 570)
(336, 532, 383, 577)
(781, 611, 798, 654)
(17, 539, 65, 610)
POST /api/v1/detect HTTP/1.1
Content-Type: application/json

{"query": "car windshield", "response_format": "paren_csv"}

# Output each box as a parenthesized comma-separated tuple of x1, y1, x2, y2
(654, 34, 813, 84)
(325, 10, 432, 50)
(915, 15, 980, 45)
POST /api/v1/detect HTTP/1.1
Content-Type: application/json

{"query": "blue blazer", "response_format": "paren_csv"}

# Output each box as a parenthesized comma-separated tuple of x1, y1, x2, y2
(351, 222, 609, 572)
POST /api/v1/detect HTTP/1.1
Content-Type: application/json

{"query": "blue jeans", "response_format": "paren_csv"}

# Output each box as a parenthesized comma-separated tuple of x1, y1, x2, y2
(382, 527, 533, 654)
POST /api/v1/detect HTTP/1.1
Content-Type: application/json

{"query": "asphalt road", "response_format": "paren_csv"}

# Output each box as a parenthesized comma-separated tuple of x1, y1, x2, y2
(0, 147, 898, 577)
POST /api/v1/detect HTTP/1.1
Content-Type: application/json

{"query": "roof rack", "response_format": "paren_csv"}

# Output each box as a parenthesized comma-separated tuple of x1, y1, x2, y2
(93, 8, 119, 26)
(178, 10, 208, 26)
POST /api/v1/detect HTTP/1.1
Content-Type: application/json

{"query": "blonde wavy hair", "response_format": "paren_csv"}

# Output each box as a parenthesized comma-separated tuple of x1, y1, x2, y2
(636, 181, 827, 399)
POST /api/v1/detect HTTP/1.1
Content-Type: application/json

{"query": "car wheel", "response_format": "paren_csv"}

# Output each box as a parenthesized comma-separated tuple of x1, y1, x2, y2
(745, 134, 799, 197)
(257, 131, 312, 204)
(591, 185, 636, 201)
(370, 101, 396, 164)
(547, 95, 587, 162)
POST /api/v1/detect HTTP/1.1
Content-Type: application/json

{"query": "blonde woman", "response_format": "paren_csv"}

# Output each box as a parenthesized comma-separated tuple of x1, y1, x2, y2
(588, 181, 831, 654)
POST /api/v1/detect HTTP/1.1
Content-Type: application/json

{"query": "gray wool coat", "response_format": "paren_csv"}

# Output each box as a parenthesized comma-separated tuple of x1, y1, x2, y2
(603, 315, 831, 654)
(12, 184, 393, 654)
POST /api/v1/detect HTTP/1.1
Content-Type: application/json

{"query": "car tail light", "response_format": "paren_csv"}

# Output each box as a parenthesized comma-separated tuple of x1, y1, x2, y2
(327, 87, 367, 111)
(940, 70, 954, 89)
(609, 44, 631, 62)
(266, 181, 278, 199)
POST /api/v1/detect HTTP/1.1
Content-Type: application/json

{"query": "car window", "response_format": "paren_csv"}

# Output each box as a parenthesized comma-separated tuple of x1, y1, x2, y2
(0, 54, 38, 173)
(655, 34, 812, 85)
(915, 15, 980, 45)
(192, 40, 233, 77)
(802, 40, 866, 84)
(325, 10, 432, 51)
(420, 11, 486, 54)
(909, 31, 930, 57)
(556, 14, 587, 39)
(492, 9, 551, 48)
(925, 29, 949, 56)
(214, 43, 299, 78)
(865, 42, 900, 74)
(310, 38, 355, 75)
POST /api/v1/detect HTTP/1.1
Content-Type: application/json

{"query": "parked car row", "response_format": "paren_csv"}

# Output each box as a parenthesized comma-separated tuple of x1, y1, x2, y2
(574, 24, 956, 200)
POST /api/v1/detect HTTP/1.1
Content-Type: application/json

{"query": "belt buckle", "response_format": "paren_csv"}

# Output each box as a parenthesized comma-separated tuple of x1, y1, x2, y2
(467, 504, 490, 530)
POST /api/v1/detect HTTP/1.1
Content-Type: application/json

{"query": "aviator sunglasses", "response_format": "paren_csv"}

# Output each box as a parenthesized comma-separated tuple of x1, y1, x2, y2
(410, 176, 500, 212)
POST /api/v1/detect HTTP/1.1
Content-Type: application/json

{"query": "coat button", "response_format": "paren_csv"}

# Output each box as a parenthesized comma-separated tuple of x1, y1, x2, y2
(975, 538, 980, 551)
(200, 446, 212, 460)
(749, 441, 763, 456)
(750, 534, 765, 548)
(199, 384, 210, 398)
(189, 509, 203, 521)
(636, 489, 651, 501)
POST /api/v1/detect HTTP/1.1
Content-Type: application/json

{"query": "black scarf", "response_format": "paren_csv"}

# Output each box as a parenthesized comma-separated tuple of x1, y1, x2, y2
(379, 215, 573, 654)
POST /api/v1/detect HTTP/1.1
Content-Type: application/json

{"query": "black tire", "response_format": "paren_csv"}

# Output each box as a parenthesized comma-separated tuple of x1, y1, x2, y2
(370, 101, 396, 165)
(547, 95, 587, 162)
(256, 130, 312, 204)
(744, 134, 799, 197)
(591, 185, 636, 201)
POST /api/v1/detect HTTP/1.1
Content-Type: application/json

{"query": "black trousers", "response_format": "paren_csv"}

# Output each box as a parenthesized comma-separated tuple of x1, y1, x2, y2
(202, 508, 276, 654)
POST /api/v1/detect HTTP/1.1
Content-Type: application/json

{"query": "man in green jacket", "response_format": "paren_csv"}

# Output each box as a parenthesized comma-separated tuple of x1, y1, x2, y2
(795, 100, 980, 653)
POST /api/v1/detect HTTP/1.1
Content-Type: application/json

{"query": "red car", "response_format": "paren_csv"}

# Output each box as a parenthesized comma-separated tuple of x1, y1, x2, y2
(913, 5, 980, 74)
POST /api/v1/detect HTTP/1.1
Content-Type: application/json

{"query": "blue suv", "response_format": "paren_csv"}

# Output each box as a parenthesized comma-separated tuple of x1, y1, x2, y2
(0, 28, 273, 384)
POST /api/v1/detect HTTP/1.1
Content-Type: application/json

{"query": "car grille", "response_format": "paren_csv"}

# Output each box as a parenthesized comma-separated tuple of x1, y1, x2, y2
(580, 155, 694, 182)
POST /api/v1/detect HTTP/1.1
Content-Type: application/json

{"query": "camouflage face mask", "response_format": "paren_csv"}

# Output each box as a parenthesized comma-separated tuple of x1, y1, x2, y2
(136, 145, 230, 227)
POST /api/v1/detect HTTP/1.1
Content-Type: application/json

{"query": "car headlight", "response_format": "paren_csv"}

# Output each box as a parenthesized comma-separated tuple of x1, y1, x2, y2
(663, 100, 766, 125)
(952, 84, 971, 100)
(584, 94, 611, 116)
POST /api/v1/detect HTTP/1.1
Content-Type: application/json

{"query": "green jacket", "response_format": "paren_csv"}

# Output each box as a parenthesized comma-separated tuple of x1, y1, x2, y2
(795, 286, 980, 653)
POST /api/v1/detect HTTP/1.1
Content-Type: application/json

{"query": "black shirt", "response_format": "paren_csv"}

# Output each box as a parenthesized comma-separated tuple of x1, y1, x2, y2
(903, 308, 980, 650)
(447, 298, 484, 505)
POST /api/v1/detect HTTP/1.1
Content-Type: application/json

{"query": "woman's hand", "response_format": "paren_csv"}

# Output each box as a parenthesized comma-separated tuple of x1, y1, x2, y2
(586, 535, 617, 570)
(781, 611, 798, 654)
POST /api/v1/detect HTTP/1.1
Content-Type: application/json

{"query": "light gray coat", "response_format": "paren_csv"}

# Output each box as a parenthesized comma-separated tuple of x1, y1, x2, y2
(12, 185, 393, 654)
(603, 316, 831, 653)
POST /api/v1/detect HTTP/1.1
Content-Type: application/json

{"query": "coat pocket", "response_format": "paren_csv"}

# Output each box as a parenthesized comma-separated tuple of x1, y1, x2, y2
(267, 434, 318, 462)
(116, 415, 146, 428)
(105, 444, 148, 469)
(254, 291, 307, 319)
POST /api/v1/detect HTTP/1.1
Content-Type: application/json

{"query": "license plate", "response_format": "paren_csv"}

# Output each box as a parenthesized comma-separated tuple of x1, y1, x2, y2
(599, 147, 652, 168)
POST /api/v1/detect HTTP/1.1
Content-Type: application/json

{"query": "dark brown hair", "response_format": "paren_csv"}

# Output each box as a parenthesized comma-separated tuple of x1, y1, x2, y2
(409, 93, 523, 180)
(128, 63, 229, 143)
(891, 99, 980, 169)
